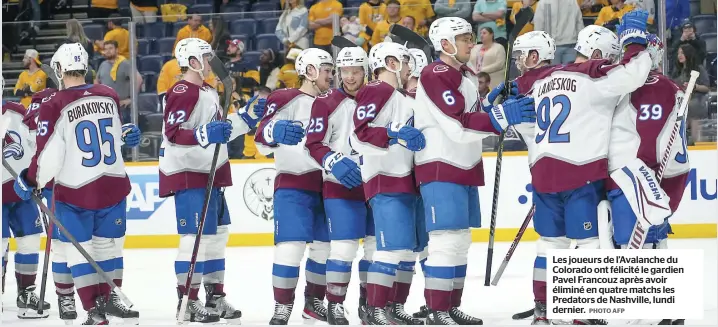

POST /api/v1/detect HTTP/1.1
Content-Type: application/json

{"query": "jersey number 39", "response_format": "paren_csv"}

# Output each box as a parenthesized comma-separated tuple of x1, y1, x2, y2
(536, 95, 571, 144)
(75, 118, 117, 167)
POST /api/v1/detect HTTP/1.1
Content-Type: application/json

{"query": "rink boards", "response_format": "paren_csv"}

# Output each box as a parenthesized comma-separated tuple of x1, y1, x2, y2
(9, 146, 718, 249)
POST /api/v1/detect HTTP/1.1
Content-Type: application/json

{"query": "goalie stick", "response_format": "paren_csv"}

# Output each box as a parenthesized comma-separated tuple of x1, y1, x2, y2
(177, 56, 234, 324)
(626, 70, 699, 250)
(485, 7, 534, 286)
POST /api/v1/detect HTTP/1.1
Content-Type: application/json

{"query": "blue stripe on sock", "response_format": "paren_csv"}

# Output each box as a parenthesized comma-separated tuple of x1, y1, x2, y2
(70, 262, 98, 278)
(420, 258, 427, 273)
(397, 260, 415, 272)
(534, 256, 547, 269)
(203, 259, 225, 274)
(52, 261, 71, 274)
(424, 265, 455, 279)
(98, 259, 115, 274)
(455, 264, 467, 278)
(326, 259, 352, 273)
(273, 264, 300, 278)
(14, 253, 38, 264)
(359, 259, 371, 273)
(368, 261, 398, 276)
(115, 257, 124, 270)
(175, 261, 205, 275)
(305, 259, 326, 276)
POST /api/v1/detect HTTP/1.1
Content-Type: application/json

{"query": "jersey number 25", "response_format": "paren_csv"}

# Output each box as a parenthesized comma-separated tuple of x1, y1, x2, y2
(536, 95, 571, 144)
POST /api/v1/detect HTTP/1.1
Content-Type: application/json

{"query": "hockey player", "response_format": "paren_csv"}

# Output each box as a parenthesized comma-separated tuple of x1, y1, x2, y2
(12, 42, 141, 325)
(2, 77, 52, 319)
(160, 38, 260, 324)
(412, 17, 536, 325)
(349, 41, 426, 325)
(254, 48, 333, 325)
(304, 46, 375, 325)
(508, 10, 654, 324)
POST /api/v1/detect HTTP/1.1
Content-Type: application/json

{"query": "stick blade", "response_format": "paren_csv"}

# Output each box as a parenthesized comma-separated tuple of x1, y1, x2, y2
(510, 7, 534, 40)
(331, 36, 358, 49)
(389, 24, 435, 60)
(40, 64, 60, 90)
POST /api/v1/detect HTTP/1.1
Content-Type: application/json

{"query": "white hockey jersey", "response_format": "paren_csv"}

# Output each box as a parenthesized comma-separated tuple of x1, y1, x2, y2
(2, 100, 34, 204)
(413, 62, 500, 187)
(305, 88, 365, 200)
(350, 80, 416, 200)
(160, 81, 249, 197)
(255, 88, 323, 193)
(513, 44, 652, 193)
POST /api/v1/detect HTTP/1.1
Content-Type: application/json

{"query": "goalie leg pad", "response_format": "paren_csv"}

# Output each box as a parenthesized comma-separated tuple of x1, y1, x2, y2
(534, 237, 571, 303)
(609, 189, 671, 246)
(325, 199, 368, 240)
(610, 158, 672, 227)
(273, 241, 306, 304)
(273, 189, 325, 244)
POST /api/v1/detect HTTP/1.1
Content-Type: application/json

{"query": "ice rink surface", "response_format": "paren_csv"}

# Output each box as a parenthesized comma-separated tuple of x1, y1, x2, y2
(2, 239, 716, 325)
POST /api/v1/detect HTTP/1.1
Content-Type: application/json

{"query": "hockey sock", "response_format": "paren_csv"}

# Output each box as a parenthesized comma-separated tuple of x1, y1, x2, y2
(367, 250, 406, 308)
(113, 237, 125, 288)
(175, 235, 206, 300)
(94, 237, 117, 300)
(424, 230, 463, 312)
(65, 240, 104, 311)
(359, 235, 375, 291)
(14, 234, 41, 289)
(391, 251, 417, 304)
(326, 240, 359, 303)
(535, 237, 571, 303)
(418, 249, 428, 276)
(51, 240, 74, 295)
(451, 265, 467, 308)
(273, 241, 305, 304)
(304, 241, 328, 300)
(204, 226, 229, 296)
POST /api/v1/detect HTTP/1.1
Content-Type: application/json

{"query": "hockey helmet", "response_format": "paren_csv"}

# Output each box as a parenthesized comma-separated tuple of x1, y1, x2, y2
(52, 43, 89, 79)
(408, 48, 428, 78)
(295, 48, 334, 81)
(575, 25, 620, 62)
(429, 17, 474, 56)
(646, 34, 665, 71)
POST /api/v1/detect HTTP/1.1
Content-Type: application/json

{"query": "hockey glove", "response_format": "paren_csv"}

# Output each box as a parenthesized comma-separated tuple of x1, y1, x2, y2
(121, 123, 141, 148)
(387, 124, 426, 151)
(323, 152, 362, 189)
(264, 120, 305, 145)
(617, 10, 649, 46)
(488, 96, 536, 133)
(194, 120, 233, 148)
(483, 81, 519, 112)
(238, 96, 267, 127)
(13, 169, 35, 201)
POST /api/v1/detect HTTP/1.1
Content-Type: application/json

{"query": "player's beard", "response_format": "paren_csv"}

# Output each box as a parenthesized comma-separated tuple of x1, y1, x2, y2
(342, 80, 361, 93)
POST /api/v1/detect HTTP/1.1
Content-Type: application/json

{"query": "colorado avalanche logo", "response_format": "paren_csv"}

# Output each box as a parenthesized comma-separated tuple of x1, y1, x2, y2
(243, 168, 276, 221)
(3, 131, 24, 160)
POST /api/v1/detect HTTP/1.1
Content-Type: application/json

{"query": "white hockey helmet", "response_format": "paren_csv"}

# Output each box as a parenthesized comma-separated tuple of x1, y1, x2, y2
(512, 31, 556, 63)
(646, 34, 665, 71)
(429, 17, 473, 56)
(296, 48, 334, 81)
(52, 42, 89, 79)
(575, 25, 620, 62)
(176, 38, 213, 68)
(408, 48, 428, 78)
(369, 41, 411, 74)
(336, 46, 369, 74)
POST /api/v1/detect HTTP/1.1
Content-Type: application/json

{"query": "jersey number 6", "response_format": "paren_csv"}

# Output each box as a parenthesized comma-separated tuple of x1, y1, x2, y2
(75, 118, 117, 168)
(536, 95, 571, 144)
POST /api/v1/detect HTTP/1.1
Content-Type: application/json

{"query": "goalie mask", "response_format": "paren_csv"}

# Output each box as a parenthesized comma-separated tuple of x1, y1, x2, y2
(512, 31, 556, 72)
(575, 25, 620, 63)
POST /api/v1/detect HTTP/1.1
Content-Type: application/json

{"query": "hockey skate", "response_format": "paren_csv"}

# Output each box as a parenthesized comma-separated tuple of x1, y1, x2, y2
(269, 302, 294, 325)
(105, 291, 139, 324)
(205, 284, 241, 324)
(16, 285, 50, 319)
(412, 305, 429, 321)
(358, 295, 369, 324)
(365, 306, 390, 325)
(327, 301, 349, 325)
(449, 307, 483, 325)
(82, 296, 109, 325)
(426, 310, 458, 325)
(531, 301, 549, 325)
(302, 295, 328, 323)
(176, 298, 220, 323)
(58, 294, 78, 321)
(386, 302, 422, 325)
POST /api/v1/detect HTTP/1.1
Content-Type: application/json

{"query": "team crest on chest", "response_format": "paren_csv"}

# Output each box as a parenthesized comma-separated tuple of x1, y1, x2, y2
(173, 84, 188, 94)
(433, 65, 449, 73)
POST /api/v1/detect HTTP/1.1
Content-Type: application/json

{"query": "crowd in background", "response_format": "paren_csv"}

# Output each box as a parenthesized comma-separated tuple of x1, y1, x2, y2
(2, 0, 716, 161)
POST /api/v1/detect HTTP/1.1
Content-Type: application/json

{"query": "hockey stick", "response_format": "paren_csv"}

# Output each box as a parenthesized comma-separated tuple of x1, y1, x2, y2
(37, 210, 52, 315)
(331, 35, 358, 49)
(484, 7, 534, 286)
(389, 24, 434, 61)
(513, 308, 534, 320)
(177, 56, 234, 324)
(0, 159, 135, 309)
(490, 204, 535, 286)
(40, 64, 60, 90)
(1, 116, 10, 295)
(625, 70, 699, 250)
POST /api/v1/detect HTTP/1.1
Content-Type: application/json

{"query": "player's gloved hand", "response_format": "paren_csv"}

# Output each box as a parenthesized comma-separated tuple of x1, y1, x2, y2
(323, 152, 362, 189)
(238, 96, 267, 127)
(121, 123, 141, 148)
(13, 169, 35, 201)
(617, 10, 649, 46)
(264, 120, 305, 145)
(488, 96, 536, 133)
(194, 120, 233, 148)
(387, 124, 426, 151)
(483, 81, 520, 112)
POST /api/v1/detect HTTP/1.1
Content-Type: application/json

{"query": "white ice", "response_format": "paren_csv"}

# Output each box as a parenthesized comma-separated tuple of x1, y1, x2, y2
(2, 239, 716, 325)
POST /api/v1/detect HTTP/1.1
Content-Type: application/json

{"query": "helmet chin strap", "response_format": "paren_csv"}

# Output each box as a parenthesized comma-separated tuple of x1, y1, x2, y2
(441, 38, 464, 67)
(189, 57, 206, 80)
(386, 60, 404, 90)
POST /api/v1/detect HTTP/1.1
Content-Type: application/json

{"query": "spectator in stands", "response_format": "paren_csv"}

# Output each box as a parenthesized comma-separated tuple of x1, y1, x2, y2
(477, 71, 491, 98)
(225, 39, 259, 96)
(670, 21, 707, 67)
(61, 19, 95, 60)
(579, 0, 608, 17)
(94, 14, 131, 58)
(472, 0, 508, 47)
(257, 49, 282, 90)
(434, 0, 472, 21)
(89, 0, 118, 20)
(277, 47, 301, 88)
(14, 49, 47, 108)
(96, 40, 143, 124)
(309, 0, 343, 54)
(173, 14, 213, 51)
(400, 15, 415, 30)
(534, 0, 583, 63)
(371, 0, 402, 46)
(210, 16, 231, 58)
(241, 86, 273, 159)
(130, 0, 159, 24)
(671, 44, 712, 142)
(594, 0, 634, 29)
(276, 0, 311, 50)
(468, 27, 505, 89)
(359, 0, 387, 43)
(511, 0, 539, 36)
(399, 0, 435, 32)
